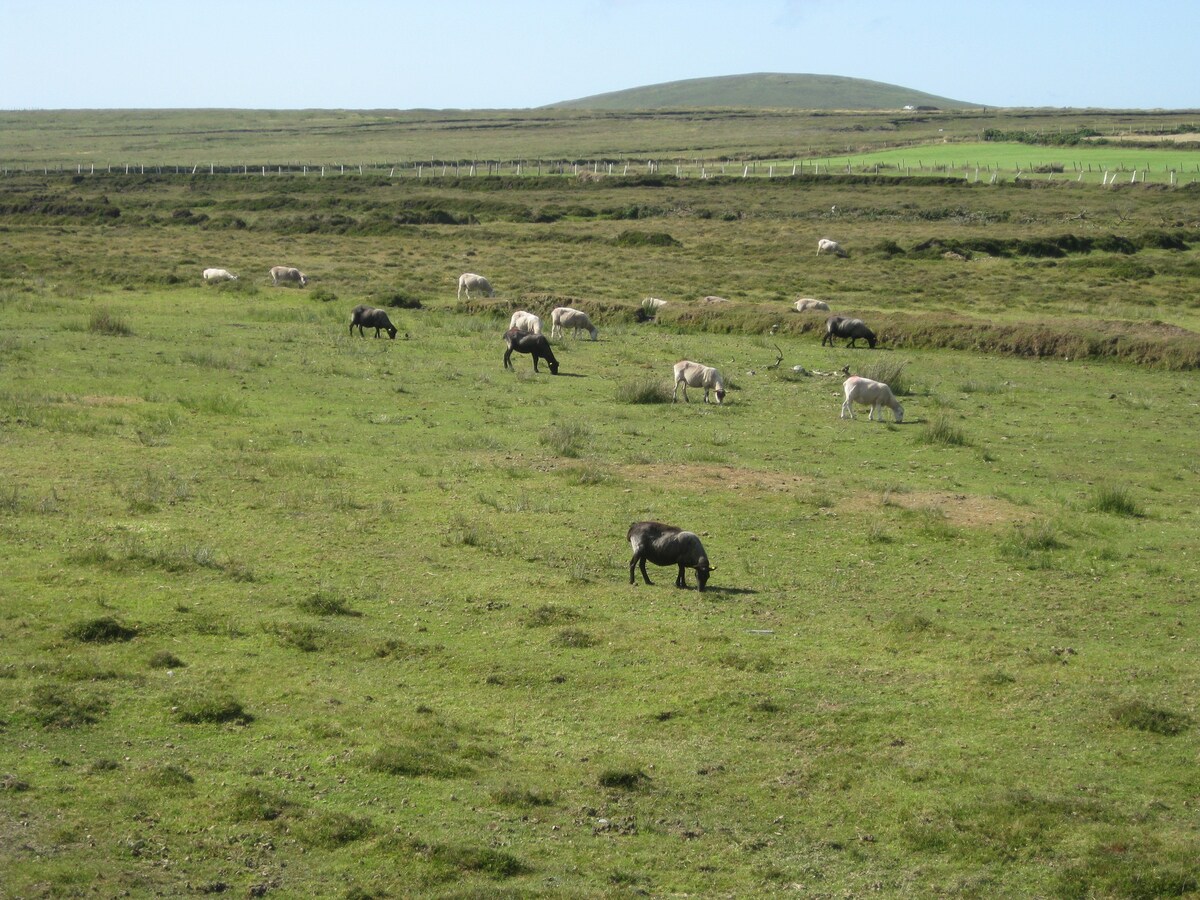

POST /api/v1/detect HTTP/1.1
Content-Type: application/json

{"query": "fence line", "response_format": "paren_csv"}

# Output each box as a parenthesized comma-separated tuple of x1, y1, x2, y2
(2, 158, 1197, 186)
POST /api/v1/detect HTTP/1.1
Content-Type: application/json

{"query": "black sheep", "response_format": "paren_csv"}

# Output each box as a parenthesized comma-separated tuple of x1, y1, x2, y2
(821, 315, 877, 349)
(503, 327, 559, 374)
(349, 305, 398, 339)
(627, 521, 712, 592)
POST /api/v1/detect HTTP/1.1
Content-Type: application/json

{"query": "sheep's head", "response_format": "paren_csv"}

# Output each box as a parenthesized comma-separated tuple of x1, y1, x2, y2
(714, 389, 726, 404)
(893, 403, 905, 424)
(386, 326, 397, 339)
(548, 360, 560, 375)
(695, 557, 712, 592)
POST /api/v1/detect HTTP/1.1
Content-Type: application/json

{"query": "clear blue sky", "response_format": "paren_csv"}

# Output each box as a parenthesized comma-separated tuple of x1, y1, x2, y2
(2, 0, 1196, 110)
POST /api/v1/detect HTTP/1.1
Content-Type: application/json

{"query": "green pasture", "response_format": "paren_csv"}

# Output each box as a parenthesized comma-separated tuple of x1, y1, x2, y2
(812, 142, 1200, 185)
(1, 133, 1199, 896)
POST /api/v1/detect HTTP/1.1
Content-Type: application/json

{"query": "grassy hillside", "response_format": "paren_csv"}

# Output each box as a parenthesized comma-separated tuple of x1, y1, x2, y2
(1, 120, 1198, 896)
(546, 72, 978, 110)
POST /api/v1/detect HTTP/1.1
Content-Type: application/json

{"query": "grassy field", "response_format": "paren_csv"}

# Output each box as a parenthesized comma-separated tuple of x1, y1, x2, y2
(3, 107, 1200, 172)
(810, 142, 1200, 185)
(1, 110, 1199, 897)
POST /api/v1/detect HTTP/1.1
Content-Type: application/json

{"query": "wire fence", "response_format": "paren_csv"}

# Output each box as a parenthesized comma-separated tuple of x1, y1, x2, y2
(3, 157, 1197, 186)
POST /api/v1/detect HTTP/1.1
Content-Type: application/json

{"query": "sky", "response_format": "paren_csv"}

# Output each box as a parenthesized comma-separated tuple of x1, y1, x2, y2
(2, 0, 1196, 111)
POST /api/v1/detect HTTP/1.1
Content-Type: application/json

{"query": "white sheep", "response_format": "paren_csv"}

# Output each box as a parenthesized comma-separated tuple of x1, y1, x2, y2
(202, 267, 238, 283)
(550, 306, 597, 340)
(816, 238, 848, 257)
(841, 376, 904, 423)
(269, 265, 308, 287)
(794, 298, 830, 312)
(673, 360, 726, 404)
(642, 297, 666, 314)
(508, 310, 542, 334)
(457, 273, 494, 299)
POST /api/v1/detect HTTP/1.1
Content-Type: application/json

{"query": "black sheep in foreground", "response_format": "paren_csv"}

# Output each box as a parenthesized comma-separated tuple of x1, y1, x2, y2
(627, 521, 712, 592)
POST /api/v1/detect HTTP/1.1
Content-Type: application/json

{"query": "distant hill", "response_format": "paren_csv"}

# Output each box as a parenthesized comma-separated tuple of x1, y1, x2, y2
(546, 73, 978, 111)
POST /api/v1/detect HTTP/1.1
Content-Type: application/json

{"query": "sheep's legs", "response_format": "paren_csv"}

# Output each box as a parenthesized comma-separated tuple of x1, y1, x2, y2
(629, 555, 653, 585)
(675, 564, 688, 589)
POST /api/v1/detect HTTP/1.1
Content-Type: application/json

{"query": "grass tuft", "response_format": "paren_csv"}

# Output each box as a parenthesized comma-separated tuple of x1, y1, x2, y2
(64, 616, 137, 643)
(920, 415, 968, 446)
(148, 651, 185, 669)
(1090, 484, 1144, 517)
(551, 628, 596, 648)
(298, 588, 362, 617)
(490, 783, 556, 808)
(29, 684, 108, 728)
(598, 767, 650, 791)
(615, 377, 672, 404)
(1110, 700, 1190, 736)
(172, 691, 253, 725)
(366, 744, 471, 779)
(539, 422, 591, 457)
(88, 307, 132, 336)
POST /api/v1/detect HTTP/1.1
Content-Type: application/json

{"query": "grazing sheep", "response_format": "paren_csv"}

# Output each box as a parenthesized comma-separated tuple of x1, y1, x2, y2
(550, 306, 598, 340)
(841, 375, 904, 423)
(794, 298, 830, 312)
(508, 310, 542, 335)
(642, 297, 666, 314)
(672, 360, 726, 404)
(702, 295, 730, 304)
(627, 521, 713, 592)
(270, 265, 308, 287)
(822, 316, 877, 349)
(202, 267, 237, 283)
(349, 305, 397, 339)
(457, 272, 494, 299)
(503, 327, 559, 374)
(816, 238, 848, 257)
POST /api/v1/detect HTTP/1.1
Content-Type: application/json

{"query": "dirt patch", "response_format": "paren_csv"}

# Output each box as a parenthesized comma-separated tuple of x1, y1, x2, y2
(865, 489, 1031, 528)
(612, 462, 812, 494)
(75, 395, 144, 407)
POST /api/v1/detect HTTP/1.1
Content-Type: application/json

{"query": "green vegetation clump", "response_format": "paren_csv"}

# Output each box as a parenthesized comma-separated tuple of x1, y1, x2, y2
(1110, 701, 1190, 736)
(172, 692, 252, 725)
(64, 616, 136, 643)
(1090, 484, 1144, 517)
(88, 308, 132, 336)
(613, 230, 680, 248)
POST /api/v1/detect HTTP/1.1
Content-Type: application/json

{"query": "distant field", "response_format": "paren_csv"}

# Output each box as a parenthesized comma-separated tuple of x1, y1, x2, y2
(4, 107, 1200, 173)
(811, 142, 1200, 185)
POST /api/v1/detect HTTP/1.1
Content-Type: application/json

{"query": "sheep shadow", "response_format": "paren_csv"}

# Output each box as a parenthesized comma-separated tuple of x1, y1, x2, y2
(554, 372, 587, 378)
(703, 586, 758, 597)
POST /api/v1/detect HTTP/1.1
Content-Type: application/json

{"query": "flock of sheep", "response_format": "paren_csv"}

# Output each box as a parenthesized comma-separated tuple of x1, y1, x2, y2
(200, 238, 901, 593)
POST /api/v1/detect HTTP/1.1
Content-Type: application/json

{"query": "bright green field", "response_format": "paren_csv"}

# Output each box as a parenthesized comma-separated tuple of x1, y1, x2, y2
(812, 142, 1200, 184)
